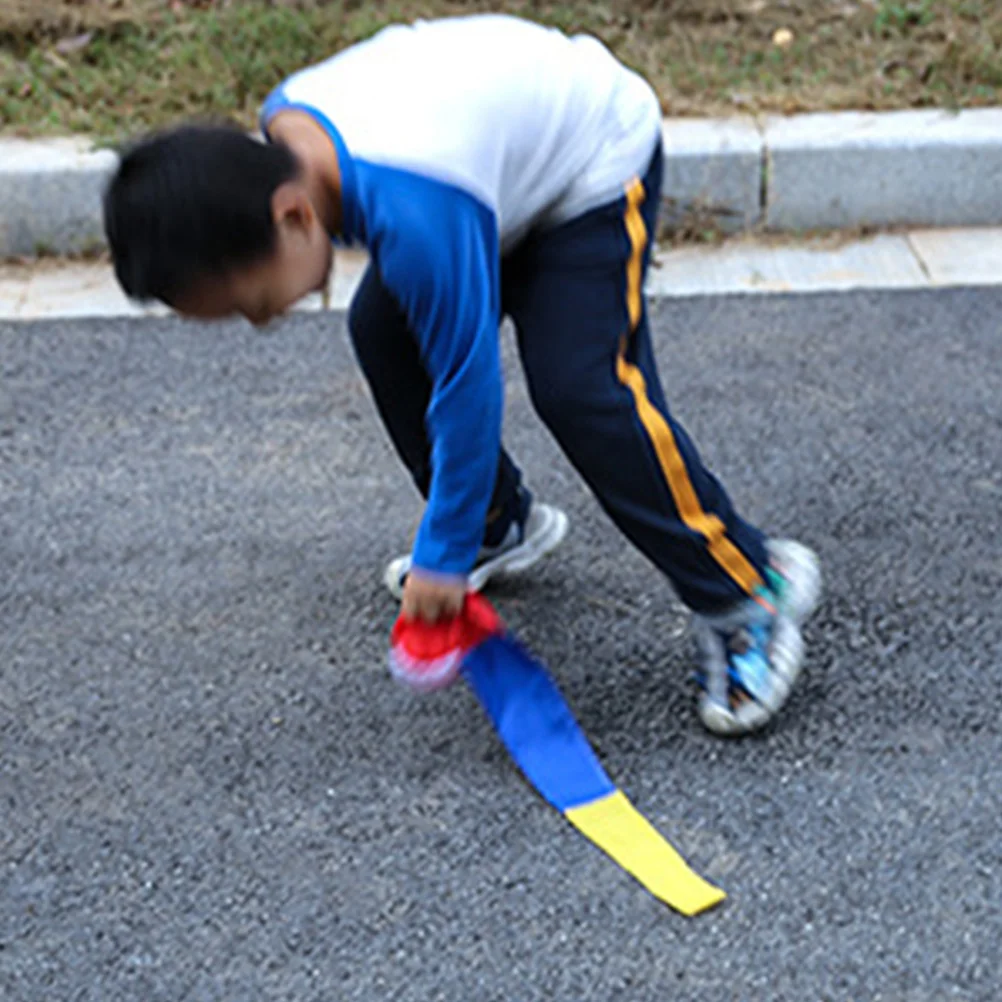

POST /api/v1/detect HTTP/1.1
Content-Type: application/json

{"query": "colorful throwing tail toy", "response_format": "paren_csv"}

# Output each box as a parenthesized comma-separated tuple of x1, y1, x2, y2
(390, 594, 726, 917)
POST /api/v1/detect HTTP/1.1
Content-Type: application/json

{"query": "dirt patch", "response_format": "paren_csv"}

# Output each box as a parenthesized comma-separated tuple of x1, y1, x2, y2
(1, 1, 1000, 136)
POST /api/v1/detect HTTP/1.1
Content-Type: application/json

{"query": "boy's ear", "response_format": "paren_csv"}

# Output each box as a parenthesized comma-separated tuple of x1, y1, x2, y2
(271, 182, 315, 232)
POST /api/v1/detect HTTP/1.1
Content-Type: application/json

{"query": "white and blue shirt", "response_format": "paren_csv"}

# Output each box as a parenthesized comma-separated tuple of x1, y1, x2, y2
(261, 14, 662, 580)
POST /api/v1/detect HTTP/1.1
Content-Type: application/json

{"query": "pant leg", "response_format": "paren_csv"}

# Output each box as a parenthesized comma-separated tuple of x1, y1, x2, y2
(347, 264, 523, 544)
(503, 145, 768, 614)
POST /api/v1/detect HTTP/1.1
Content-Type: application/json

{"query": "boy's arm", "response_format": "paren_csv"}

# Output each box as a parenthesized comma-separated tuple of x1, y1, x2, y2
(371, 168, 503, 585)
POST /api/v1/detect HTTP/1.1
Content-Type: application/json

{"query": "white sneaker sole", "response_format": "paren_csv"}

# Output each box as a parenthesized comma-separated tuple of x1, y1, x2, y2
(698, 538, 822, 737)
(383, 503, 569, 600)
(768, 538, 823, 625)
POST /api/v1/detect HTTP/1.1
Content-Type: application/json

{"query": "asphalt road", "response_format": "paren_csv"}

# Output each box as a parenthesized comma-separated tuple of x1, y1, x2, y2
(2, 288, 1001, 1001)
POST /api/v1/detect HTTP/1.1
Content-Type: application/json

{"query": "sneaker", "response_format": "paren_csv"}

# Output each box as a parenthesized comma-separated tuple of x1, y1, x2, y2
(383, 498, 569, 600)
(693, 539, 822, 736)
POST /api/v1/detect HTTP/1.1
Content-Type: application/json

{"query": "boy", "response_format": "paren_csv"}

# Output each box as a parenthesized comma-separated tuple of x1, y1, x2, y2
(103, 14, 820, 735)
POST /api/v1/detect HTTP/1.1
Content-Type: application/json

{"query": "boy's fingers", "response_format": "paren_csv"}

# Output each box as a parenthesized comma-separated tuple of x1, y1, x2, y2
(401, 576, 466, 623)
(401, 589, 429, 622)
(413, 593, 437, 623)
(401, 579, 435, 623)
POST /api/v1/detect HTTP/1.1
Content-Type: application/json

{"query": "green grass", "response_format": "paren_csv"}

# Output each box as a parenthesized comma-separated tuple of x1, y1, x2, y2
(2, 1, 1002, 140)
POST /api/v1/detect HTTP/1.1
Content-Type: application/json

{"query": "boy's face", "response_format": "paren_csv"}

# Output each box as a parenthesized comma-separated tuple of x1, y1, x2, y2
(175, 181, 333, 327)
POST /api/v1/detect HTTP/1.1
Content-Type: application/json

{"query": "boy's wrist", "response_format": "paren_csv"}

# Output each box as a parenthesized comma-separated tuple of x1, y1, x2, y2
(407, 563, 469, 588)
(411, 526, 481, 584)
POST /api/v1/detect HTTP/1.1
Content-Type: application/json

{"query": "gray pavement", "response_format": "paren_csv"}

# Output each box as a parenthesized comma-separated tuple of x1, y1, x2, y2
(2, 289, 1001, 1001)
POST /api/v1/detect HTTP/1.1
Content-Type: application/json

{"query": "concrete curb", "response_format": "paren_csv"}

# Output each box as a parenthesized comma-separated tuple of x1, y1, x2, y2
(0, 138, 118, 257)
(3, 108, 1002, 257)
(764, 109, 1002, 230)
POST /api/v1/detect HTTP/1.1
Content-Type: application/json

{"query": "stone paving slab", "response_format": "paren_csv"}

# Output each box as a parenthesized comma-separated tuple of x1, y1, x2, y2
(907, 227, 1002, 287)
(10, 230, 1002, 321)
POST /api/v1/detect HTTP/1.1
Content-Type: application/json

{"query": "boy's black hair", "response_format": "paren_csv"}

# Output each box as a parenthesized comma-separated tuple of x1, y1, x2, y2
(103, 122, 299, 305)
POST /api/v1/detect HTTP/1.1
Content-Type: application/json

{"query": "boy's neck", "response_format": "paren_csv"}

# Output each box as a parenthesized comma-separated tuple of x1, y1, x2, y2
(268, 110, 344, 237)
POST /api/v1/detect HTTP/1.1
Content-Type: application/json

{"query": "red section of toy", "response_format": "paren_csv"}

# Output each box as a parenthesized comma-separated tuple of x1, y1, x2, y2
(388, 592, 504, 692)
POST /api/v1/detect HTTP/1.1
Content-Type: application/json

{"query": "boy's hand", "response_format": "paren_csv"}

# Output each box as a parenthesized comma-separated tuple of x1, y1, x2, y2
(401, 570, 467, 623)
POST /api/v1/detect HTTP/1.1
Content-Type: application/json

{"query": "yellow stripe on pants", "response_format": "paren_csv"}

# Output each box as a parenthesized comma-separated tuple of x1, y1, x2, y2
(617, 179, 763, 596)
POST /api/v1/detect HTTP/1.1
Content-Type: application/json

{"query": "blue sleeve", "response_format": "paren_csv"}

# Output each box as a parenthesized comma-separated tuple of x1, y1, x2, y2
(361, 164, 502, 579)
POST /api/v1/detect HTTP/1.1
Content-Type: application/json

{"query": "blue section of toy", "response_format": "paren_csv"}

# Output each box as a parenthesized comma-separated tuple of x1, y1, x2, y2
(462, 633, 616, 813)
